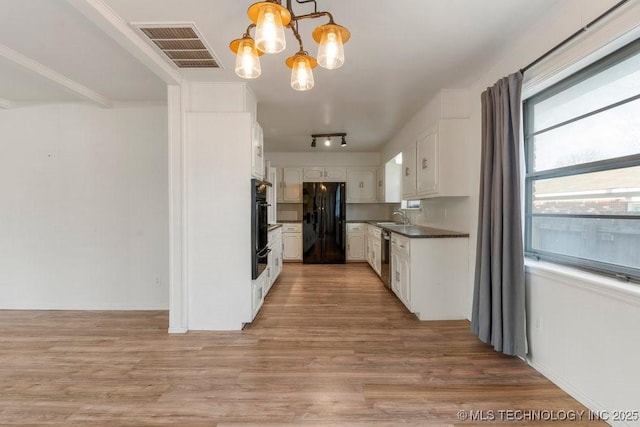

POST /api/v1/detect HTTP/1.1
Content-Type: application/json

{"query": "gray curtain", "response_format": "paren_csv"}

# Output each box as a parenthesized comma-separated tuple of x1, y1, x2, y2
(471, 72, 526, 357)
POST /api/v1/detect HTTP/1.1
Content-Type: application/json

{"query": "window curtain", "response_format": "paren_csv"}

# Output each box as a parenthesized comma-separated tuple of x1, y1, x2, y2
(471, 71, 526, 357)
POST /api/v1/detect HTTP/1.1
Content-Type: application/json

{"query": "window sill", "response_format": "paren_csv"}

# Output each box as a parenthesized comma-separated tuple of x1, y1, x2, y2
(524, 259, 640, 306)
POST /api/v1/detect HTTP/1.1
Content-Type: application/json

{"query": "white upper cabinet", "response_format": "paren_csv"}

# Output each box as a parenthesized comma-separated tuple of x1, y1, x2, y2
(377, 166, 385, 202)
(402, 143, 417, 200)
(346, 168, 377, 203)
(251, 122, 264, 180)
(267, 166, 277, 224)
(303, 167, 347, 182)
(280, 168, 303, 203)
(402, 119, 469, 199)
(416, 129, 437, 195)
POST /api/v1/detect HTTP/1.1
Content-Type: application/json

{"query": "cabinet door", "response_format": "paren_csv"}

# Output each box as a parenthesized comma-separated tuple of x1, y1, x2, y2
(347, 233, 365, 260)
(251, 123, 264, 180)
(283, 233, 302, 260)
(276, 168, 284, 203)
(416, 130, 438, 195)
(359, 169, 377, 202)
(377, 166, 385, 202)
(398, 255, 411, 309)
(324, 167, 347, 182)
(252, 273, 265, 320)
(373, 240, 382, 275)
(346, 170, 363, 203)
(402, 143, 417, 199)
(346, 168, 377, 203)
(391, 252, 401, 297)
(282, 168, 302, 202)
(268, 167, 277, 223)
(303, 167, 324, 181)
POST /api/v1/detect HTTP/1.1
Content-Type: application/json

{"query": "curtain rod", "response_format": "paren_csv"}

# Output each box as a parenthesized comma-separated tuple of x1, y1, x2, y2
(520, 0, 631, 74)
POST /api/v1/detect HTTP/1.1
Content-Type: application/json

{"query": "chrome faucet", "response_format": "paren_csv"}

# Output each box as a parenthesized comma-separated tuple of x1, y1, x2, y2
(392, 210, 410, 225)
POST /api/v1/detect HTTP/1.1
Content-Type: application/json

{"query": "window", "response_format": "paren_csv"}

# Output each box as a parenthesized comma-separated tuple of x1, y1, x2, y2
(401, 200, 421, 210)
(523, 38, 640, 282)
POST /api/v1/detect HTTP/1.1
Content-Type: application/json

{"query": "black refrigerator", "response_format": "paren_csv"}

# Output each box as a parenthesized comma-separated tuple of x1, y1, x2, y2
(302, 182, 346, 263)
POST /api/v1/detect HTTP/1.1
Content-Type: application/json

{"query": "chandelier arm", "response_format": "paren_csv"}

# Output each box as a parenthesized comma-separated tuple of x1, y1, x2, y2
(242, 23, 256, 38)
(291, 11, 335, 25)
(287, 21, 306, 53)
(294, 0, 318, 14)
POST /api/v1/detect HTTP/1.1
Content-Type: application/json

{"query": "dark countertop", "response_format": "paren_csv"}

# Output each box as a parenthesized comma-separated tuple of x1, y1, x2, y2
(346, 219, 390, 223)
(268, 224, 283, 231)
(363, 220, 469, 239)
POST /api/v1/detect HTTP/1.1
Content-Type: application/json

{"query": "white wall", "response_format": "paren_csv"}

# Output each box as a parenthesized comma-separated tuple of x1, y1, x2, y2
(463, 1, 640, 423)
(184, 82, 254, 330)
(0, 103, 169, 309)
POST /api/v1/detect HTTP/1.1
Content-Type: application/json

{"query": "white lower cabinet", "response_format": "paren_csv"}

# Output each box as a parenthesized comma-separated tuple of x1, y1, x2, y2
(282, 223, 302, 261)
(267, 226, 283, 293)
(390, 233, 469, 320)
(390, 235, 411, 308)
(367, 225, 382, 276)
(346, 223, 366, 261)
(251, 272, 266, 321)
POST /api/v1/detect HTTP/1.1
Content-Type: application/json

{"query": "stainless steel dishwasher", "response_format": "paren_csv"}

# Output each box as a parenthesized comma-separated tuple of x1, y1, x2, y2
(381, 229, 391, 288)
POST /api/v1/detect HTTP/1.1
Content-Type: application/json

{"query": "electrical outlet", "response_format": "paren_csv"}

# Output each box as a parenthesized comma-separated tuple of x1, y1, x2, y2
(535, 318, 542, 330)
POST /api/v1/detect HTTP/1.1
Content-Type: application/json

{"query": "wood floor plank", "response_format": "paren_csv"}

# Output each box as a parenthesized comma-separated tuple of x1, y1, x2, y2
(0, 263, 604, 425)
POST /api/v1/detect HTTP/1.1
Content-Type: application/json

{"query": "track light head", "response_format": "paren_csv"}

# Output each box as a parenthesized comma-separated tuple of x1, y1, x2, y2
(341, 135, 346, 147)
(311, 137, 316, 148)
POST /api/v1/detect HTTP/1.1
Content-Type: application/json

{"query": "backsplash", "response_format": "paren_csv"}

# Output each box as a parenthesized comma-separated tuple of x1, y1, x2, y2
(277, 198, 470, 233)
(277, 202, 397, 222)
(277, 203, 302, 221)
(407, 197, 470, 233)
(346, 204, 399, 221)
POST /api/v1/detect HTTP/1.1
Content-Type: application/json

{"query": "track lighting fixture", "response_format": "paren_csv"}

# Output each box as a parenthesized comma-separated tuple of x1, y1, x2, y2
(310, 132, 346, 148)
(229, 0, 350, 91)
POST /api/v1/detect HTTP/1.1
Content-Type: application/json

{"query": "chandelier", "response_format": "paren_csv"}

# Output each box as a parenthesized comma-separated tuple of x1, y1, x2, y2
(229, 0, 350, 91)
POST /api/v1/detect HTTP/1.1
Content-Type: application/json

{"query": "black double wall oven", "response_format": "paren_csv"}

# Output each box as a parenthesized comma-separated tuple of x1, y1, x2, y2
(251, 179, 271, 279)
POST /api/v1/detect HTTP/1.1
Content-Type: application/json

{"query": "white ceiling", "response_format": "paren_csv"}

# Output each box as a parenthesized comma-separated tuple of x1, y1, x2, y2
(0, 0, 562, 151)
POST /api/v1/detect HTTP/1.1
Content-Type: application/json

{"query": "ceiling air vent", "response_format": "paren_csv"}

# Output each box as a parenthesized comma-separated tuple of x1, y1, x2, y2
(136, 24, 221, 69)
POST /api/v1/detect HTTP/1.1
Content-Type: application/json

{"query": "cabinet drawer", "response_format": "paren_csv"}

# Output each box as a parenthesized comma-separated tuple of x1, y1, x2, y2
(268, 227, 282, 245)
(281, 223, 302, 233)
(391, 233, 410, 258)
(347, 223, 366, 233)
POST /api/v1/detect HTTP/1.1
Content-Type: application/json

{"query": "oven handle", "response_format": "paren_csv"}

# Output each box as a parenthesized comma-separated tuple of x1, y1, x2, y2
(257, 247, 272, 257)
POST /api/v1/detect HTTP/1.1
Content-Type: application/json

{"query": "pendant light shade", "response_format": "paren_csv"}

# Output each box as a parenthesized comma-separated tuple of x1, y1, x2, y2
(313, 24, 350, 69)
(249, 2, 291, 54)
(230, 37, 262, 79)
(286, 53, 316, 91)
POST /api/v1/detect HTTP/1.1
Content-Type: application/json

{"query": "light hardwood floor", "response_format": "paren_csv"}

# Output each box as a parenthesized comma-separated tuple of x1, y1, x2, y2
(0, 263, 603, 426)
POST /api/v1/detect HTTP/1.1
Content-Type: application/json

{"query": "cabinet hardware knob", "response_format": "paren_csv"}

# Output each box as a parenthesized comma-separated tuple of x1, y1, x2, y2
(405, 167, 410, 176)
(422, 158, 427, 169)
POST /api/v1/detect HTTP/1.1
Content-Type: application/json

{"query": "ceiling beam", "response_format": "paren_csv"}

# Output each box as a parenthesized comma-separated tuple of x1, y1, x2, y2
(65, 0, 183, 86)
(0, 98, 13, 109)
(0, 43, 112, 108)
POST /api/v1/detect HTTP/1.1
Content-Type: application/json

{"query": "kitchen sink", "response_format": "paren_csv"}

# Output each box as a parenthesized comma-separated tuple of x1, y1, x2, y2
(376, 222, 399, 225)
